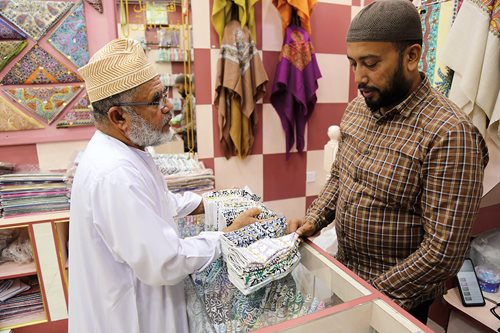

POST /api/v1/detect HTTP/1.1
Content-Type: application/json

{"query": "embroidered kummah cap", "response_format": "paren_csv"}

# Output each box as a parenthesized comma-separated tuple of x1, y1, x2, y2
(78, 39, 157, 103)
(346, 0, 423, 42)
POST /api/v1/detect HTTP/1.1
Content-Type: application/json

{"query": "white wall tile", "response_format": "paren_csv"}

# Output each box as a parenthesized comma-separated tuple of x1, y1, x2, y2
(264, 197, 306, 218)
(191, 0, 211, 49)
(318, 0, 352, 6)
(214, 155, 263, 197)
(195, 104, 214, 158)
(306, 150, 329, 196)
(36, 140, 89, 171)
(262, 0, 284, 51)
(316, 53, 350, 103)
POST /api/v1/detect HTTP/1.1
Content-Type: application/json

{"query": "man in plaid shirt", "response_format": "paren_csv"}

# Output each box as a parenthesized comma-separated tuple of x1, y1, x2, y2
(288, 0, 489, 324)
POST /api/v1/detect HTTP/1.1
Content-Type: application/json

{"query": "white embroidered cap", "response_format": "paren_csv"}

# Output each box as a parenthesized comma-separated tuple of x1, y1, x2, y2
(78, 39, 157, 103)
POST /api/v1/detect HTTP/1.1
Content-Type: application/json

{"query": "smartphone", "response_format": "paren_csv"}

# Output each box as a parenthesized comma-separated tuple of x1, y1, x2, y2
(456, 258, 486, 307)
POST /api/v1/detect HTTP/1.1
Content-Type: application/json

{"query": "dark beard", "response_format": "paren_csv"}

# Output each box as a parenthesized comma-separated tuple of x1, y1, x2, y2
(361, 55, 412, 112)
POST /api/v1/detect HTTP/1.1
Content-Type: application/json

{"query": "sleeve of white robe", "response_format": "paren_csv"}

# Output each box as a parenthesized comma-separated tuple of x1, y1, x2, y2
(90, 165, 222, 286)
(169, 191, 202, 218)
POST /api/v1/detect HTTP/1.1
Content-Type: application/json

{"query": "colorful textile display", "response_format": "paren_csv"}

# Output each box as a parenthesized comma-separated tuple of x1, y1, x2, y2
(56, 93, 93, 128)
(1, 45, 83, 85)
(0, 16, 26, 39)
(0, 40, 26, 71)
(0, 95, 44, 132)
(84, 0, 104, 14)
(214, 20, 268, 159)
(48, 1, 89, 68)
(0, 0, 73, 41)
(273, 0, 317, 37)
(270, 26, 321, 157)
(418, 0, 455, 96)
(3, 86, 83, 124)
(441, 0, 500, 147)
(212, 0, 259, 44)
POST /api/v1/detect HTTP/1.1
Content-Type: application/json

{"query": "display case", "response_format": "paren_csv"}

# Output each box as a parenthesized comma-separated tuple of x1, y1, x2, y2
(0, 212, 69, 331)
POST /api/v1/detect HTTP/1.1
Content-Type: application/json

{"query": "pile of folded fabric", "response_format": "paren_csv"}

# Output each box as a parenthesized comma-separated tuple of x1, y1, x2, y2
(202, 188, 276, 231)
(152, 153, 215, 193)
(0, 277, 43, 322)
(0, 173, 69, 217)
(221, 217, 300, 295)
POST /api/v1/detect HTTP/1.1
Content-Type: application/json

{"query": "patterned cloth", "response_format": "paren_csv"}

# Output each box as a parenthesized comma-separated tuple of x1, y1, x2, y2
(214, 20, 268, 159)
(418, 0, 455, 96)
(271, 26, 321, 157)
(0, 40, 26, 71)
(84, 0, 103, 14)
(0, 16, 26, 39)
(56, 93, 94, 128)
(0, 95, 44, 131)
(0, 0, 73, 41)
(3, 86, 83, 124)
(1, 46, 83, 85)
(441, 0, 500, 148)
(306, 74, 488, 310)
(48, 1, 89, 68)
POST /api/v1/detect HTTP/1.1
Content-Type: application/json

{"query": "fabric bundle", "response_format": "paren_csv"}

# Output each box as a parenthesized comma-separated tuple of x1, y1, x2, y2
(221, 218, 300, 295)
(270, 25, 321, 157)
(273, 0, 317, 37)
(0, 173, 69, 217)
(214, 20, 268, 159)
(441, 0, 500, 147)
(152, 153, 215, 193)
(202, 188, 275, 232)
(0, 277, 43, 322)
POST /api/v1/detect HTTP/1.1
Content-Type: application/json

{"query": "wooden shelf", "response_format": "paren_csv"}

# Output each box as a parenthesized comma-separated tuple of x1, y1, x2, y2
(0, 261, 37, 280)
(0, 211, 69, 227)
(0, 310, 46, 331)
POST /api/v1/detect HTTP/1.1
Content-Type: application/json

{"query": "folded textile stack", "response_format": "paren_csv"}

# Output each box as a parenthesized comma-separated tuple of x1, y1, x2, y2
(222, 218, 300, 295)
(0, 279, 30, 302)
(0, 162, 15, 176)
(152, 153, 215, 193)
(0, 173, 70, 217)
(0, 277, 43, 322)
(202, 188, 276, 231)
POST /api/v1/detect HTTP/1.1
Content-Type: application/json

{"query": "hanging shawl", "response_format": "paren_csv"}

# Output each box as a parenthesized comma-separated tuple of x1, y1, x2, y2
(270, 26, 321, 158)
(212, 0, 259, 44)
(273, 0, 317, 36)
(441, 0, 500, 147)
(214, 20, 268, 159)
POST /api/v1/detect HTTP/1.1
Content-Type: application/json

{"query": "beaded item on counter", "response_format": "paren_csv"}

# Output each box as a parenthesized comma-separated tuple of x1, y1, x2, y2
(0, 40, 27, 71)
(0, 95, 44, 131)
(84, 0, 103, 14)
(56, 93, 93, 128)
(0, 17, 26, 39)
(1, 45, 83, 85)
(0, 0, 73, 41)
(3, 86, 83, 124)
(47, 1, 89, 68)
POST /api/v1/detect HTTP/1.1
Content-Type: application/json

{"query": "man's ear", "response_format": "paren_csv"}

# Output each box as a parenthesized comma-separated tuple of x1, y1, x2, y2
(406, 44, 422, 72)
(107, 106, 129, 132)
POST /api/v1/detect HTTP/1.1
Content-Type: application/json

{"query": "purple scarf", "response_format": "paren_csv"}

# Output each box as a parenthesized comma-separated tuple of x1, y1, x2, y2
(270, 26, 321, 158)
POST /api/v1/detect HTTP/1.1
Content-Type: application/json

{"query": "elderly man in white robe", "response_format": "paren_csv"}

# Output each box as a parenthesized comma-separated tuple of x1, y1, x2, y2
(68, 39, 260, 333)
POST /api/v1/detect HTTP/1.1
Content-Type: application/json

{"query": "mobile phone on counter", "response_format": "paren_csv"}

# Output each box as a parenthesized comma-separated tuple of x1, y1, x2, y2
(456, 258, 486, 307)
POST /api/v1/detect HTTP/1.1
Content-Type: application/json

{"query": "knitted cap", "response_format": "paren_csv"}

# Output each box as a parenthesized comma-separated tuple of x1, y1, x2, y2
(347, 0, 422, 43)
(78, 39, 157, 103)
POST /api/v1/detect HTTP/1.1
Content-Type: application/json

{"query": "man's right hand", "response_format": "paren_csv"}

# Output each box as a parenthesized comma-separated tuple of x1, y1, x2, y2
(286, 218, 317, 238)
(223, 207, 262, 232)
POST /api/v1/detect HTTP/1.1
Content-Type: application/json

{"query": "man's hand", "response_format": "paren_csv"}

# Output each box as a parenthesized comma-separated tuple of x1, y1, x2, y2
(286, 218, 317, 237)
(223, 207, 262, 232)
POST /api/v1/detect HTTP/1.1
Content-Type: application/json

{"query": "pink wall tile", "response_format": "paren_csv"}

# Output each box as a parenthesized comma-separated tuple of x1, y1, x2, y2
(263, 153, 306, 201)
(199, 158, 215, 171)
(193, 48, 212, 104)
(0, 144, 39, 170)
(261, 51, 280, 103)
(307, 103, 346, 150)
(306, 195, 318, 211)
(310, 3, 352, 55)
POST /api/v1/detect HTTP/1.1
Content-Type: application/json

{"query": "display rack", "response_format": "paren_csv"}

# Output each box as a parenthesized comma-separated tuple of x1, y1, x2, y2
(0, 212, 69, 331)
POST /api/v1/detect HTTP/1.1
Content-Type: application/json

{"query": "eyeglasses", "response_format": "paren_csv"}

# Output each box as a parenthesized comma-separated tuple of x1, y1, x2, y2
(114, 87, 170, 113)
(491, 303, 500, 320)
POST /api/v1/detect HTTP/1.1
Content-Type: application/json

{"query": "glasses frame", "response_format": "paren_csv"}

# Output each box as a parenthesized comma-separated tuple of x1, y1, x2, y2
(114, 86, 170, 110)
